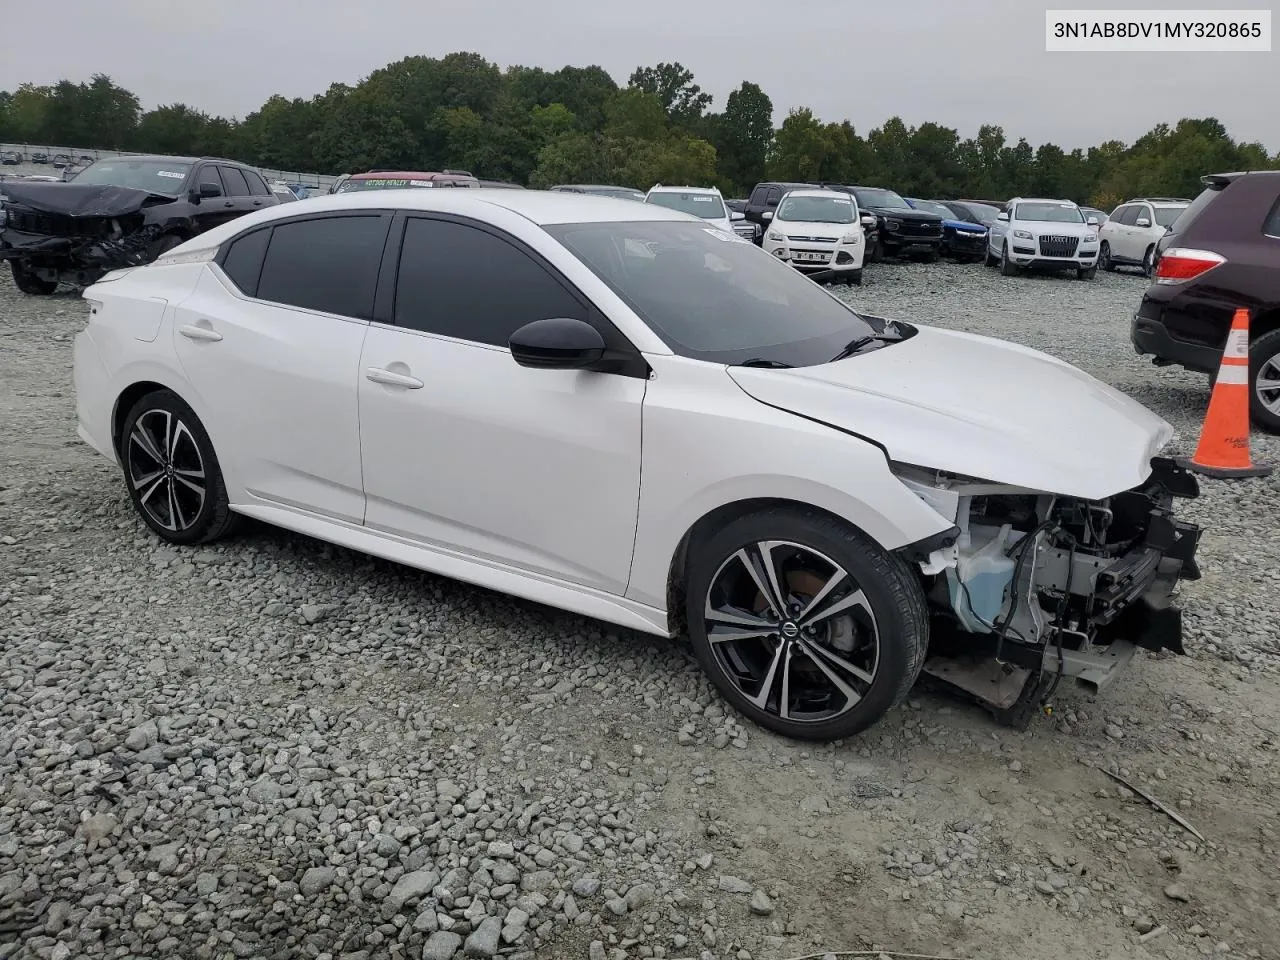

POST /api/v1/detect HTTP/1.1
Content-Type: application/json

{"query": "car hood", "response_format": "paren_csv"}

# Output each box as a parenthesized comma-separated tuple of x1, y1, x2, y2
(0, 181, 173, 217)
(869, 207, 939, 222)
(727, 324, 1174, 501)
(943, 218, 985, 233)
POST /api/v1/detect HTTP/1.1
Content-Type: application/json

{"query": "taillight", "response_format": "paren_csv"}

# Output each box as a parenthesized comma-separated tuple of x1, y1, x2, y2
(1154, 247, 1225, 284)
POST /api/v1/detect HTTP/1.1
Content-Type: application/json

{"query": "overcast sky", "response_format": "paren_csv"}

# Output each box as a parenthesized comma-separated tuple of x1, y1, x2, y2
(3, 0, 1275, 152)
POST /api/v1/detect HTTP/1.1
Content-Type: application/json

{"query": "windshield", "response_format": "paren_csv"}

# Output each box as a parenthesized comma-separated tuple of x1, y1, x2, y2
(853, 188, 910, 210)
(910, 200, 953, 219)
(544, 220, 882, 366)
(1153, 206, 1186, 227)
(67, 159, 192, 196)
(958, 202, 1000, 221)
(646, 191, 726, 220)
(1014, 201, 1084, 223)
(338, 177, 435, 192)
(777, 194, 856, 223)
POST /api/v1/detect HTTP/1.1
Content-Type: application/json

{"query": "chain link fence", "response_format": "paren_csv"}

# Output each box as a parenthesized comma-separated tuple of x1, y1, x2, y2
(0, 143, 339, 191)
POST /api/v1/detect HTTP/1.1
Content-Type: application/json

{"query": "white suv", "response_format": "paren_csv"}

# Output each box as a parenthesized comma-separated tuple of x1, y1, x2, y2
(986, 197, 1100, 280)
(1098, 197, 1190, 276)
(761, 188, 866, 284)
(644, 185, 754, 239)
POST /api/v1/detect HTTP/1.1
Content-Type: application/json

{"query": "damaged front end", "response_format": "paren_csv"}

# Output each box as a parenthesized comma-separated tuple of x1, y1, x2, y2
(0, 182, 168, 287)
(896, 456, 1202, 727)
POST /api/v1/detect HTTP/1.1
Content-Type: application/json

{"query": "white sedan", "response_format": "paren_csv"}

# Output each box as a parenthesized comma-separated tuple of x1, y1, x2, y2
(72, 190, 1202, 741)
(761, 189, 866, 284)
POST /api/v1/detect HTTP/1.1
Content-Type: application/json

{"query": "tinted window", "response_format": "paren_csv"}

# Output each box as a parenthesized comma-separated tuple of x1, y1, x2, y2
(1132, 205, 1154, 225)
(218, 165, 251, 196)
(243, 170, 271, 197)
(545, 219, 881, 367)
(748, 186, 768, 206)
(256, 215, 387, 319)
(765, 187, 782, 205)
(220, 227, 272, 296)
(1265, 196, 1280, 238)
(1111, 205, 1134, 226)
(1167, 187, 1220, 236)
(196, 166, 225, 195)
(394, 218, 587, 346)
(1152, 206, 1184, 227)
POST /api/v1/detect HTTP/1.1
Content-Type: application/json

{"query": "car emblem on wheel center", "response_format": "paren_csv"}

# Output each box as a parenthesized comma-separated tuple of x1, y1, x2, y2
(780, 621, 800, 638)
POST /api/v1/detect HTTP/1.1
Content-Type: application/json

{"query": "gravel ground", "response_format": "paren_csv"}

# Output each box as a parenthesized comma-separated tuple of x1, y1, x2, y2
(2, 258, 1278, 960)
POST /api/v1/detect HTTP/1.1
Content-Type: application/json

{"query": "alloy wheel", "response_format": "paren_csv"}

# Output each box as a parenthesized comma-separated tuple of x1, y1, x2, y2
(702, 540, 880, 725)
(127, 409, 207, 532)
(1256, 355, 1280, 416)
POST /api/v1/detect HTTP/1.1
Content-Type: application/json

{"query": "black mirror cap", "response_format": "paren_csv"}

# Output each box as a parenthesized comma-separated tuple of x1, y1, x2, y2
(199, 182, 222, 199)
(509, 317, 607, 370)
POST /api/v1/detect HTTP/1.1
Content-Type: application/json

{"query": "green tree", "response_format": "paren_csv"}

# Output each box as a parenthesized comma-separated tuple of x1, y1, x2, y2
(710, 81, 774, 194)
(628, 62, 712, 127)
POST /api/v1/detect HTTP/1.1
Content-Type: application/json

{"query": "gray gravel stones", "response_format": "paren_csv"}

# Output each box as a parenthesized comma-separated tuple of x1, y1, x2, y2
(1, 263, 1277, 960)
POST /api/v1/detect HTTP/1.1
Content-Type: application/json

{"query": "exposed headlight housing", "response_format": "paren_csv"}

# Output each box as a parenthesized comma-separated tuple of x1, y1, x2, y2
(840, 231, 861, 244)
(767, 230, 784, 242)
(1082, 232, 1098, 243)
(1013, 229, 1033, 240)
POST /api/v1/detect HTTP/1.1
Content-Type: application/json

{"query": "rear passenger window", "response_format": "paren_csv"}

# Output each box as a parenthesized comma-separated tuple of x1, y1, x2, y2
(748, 186, 767, 206)
(256, 215, 388, 319)
(218, 166, 251, 197)
(393, 217, 586, 346)
(220, 227, 272, 296)
(243, 170, 271, 197)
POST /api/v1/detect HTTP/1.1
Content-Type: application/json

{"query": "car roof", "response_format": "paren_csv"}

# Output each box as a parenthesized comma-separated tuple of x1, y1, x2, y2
(192, 188, 697, 236)
(647, 185, 720, 193)
(780, 188, 850, 198)
(92, 154, 238, 165)
(349, 171, 468, 180)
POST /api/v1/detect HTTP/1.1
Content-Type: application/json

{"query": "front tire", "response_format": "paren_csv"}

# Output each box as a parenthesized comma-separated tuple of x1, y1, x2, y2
(1077, 265, 1097, 280)
(1099, 242, 1115, 272)
(120, 389, 240, 545)
(1000, 243, 1018, 276)
(10, 260, 58, 295)
(848, 268, 863, 287)
(1249, 329, 1280, 434)
(984, 245, 998, 268)
(685, 507, 929, 741)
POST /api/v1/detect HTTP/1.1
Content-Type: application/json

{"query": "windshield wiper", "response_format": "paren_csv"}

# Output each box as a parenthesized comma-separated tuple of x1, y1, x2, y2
(735, 358, 794, 369)
(828, 329, 905, 363)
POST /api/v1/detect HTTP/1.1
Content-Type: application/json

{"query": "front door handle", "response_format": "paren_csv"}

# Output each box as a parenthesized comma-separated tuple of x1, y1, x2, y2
(179, 324, 223, 342)
(366, 367, 423, 389)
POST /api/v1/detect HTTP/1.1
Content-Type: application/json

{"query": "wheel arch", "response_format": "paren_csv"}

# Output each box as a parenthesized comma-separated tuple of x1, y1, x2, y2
(1251, 306, 1280, 340)
(663, 497, 913, 637)
(111, 380, 171, 458)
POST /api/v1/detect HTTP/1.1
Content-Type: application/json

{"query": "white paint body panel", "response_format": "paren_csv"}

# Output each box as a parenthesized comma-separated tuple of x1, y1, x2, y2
(72, 189, 1175, 642)
(760, 189, 866, 273)
(728, 325, 1173, 502)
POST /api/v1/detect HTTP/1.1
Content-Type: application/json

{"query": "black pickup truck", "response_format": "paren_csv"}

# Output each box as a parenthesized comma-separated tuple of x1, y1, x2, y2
(1, 153, 277, 293)
(838, 185, 943, 261)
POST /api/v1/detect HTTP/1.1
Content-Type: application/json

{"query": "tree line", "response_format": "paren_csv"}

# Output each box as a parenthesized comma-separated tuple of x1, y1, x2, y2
(1, 56, 1276, 208)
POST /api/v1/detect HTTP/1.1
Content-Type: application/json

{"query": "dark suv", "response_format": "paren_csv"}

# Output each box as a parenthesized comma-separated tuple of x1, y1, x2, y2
(1, 154, 277, 294)
(842, 185, 943, 261)
(1131, 171, 1280, 431)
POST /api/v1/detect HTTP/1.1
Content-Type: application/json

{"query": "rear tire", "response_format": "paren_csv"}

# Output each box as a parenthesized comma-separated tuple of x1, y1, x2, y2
(10, 260, 58, 295)
(685, 507, 929, 742)
(119, 389, 240, 545)
(1248, 329, 1280, 434)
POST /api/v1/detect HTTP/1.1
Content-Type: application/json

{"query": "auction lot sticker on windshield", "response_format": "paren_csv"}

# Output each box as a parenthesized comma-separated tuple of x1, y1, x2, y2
(703, 228, 748, 243)
(157, 171, 185, 179)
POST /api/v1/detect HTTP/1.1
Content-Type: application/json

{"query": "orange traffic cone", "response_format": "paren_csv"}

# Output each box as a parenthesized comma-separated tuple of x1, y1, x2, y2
(1180, 308, 1272, 479)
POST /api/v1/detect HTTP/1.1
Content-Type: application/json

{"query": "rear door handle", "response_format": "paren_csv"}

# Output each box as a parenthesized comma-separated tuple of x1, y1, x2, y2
(179, 324, 222, 342)
(366, 367, 423, 389)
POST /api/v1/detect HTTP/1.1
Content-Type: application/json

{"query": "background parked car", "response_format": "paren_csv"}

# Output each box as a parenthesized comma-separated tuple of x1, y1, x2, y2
(0, 153, 279, 293)
(51, 153, 71, 169)
(1079, 206, 1109, 226)
(644, 184, 755, 240)
(336, 170, 481, 191)
(986, 197, 1099, 279)
(957, 198, 1008, 212)
(1098, 197, 1190, 275)
(477, 179, 525, 189)
(0, 150, 21, 166)
(906, 198, 987, 261)
(761, 188, 866, 284)
(845, 185, 943, 262)
(1133, 171, 1280, 431)
(30, 151, 48, 164)
(942, 200, 1002, 228)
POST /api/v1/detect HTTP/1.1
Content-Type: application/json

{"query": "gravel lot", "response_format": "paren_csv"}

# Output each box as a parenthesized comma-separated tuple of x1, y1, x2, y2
(2, 258, 1278, 960)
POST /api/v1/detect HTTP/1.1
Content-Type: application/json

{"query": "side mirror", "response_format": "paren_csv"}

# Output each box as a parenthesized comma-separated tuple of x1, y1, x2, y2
(1087, 216, 1099, 226)
(509, 317, 606, 370)
(199, 181, 222, 199)
(730, 211, 745, 221)
(860, 214, 876, 228)
(995, 212, 1009, 222)
(1135, 217, 1150, 227)
(761, 210, 774, 221)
